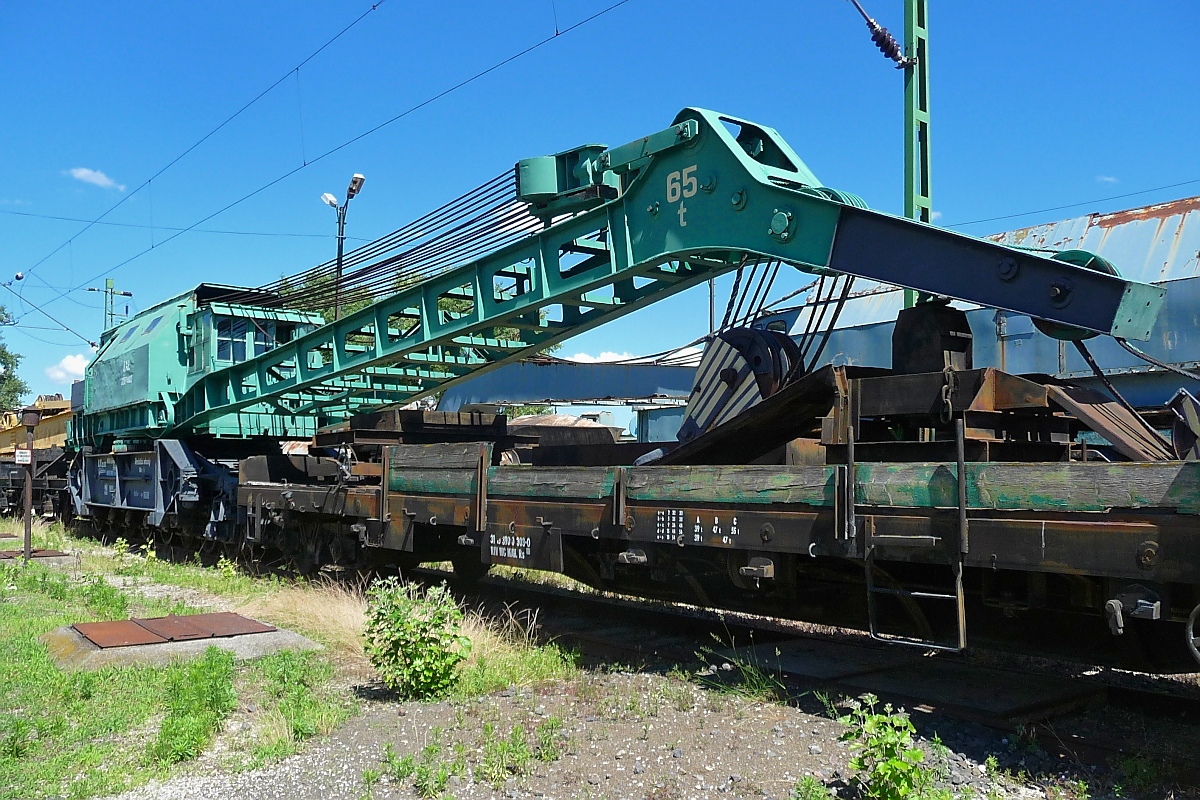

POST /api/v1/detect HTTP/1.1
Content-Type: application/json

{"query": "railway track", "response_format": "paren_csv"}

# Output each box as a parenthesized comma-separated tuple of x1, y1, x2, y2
(419, 566, 1200, 784)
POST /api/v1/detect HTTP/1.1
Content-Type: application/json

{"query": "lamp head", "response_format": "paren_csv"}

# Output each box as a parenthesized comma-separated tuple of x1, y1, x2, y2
(321, 193, 339, 209)
(20, 407, 40, 428)
(346, 173, 365, 199)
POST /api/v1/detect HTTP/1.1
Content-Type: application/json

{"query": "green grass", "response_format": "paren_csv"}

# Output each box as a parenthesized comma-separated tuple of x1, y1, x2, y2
(0, 556, 351, 797)
(451, 610, 579, 698)
(147, 647, 238, 763)
(0, 561, 175, 799)
(478, 722, 533, 787)
(245, 649, 353, 764)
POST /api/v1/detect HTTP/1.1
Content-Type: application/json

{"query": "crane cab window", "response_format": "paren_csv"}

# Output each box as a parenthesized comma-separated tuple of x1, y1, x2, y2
(215, 318, 247, 362)
(253, 321, 275, 356)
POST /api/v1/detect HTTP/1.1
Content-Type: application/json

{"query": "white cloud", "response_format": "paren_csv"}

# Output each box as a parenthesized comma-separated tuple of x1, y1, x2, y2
(568, 346, 703, 366)
(65, 167, 125, 191)
(930, 210, 943, 221)
(45, 353, 88, 384)
(1096, 175, 1119, 184)
(568, 351, 636, 363)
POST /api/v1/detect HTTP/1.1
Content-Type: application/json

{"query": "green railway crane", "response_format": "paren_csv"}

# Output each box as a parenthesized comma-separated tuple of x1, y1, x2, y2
(74, 108, 1165, 448)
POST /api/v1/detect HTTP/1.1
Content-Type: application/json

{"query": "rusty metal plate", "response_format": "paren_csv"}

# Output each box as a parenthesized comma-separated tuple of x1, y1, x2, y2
(0, 549, 67, 559)
(134, 612, 276, 642)
(191, 612, 276, 637)
(73, 620, 167, 648)
(134, 615, 217, 642)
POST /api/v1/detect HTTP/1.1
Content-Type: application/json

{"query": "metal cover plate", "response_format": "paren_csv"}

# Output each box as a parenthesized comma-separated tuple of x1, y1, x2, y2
(134, 615, 216, 642)
(0, 549, 67, 559)
(73, 620, 168, 648)
(191, 612, 277, 637)
(131, 612, 277, 642)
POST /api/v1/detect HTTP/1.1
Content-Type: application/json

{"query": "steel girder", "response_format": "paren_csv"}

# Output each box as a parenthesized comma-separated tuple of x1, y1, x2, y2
(169, 108, 1165, 436)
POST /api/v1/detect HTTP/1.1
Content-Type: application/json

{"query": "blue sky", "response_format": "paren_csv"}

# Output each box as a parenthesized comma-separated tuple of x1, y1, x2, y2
(2, 0, 1197, 397)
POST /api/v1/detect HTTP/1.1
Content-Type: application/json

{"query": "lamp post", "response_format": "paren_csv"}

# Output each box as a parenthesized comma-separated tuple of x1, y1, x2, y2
(18, 405, 41, 563)
(322, 173, 366, 321)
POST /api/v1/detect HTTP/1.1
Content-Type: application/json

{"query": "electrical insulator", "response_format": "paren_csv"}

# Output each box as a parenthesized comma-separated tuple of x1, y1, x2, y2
(871, 25, 900, 59)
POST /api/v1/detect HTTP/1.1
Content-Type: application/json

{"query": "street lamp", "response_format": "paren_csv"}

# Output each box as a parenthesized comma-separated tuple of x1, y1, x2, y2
(18, 405, 40, 563)
(321, 173, 366, 321)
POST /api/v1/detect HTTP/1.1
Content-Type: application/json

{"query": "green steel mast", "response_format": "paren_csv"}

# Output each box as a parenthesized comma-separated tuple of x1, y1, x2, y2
(903, 0, 931, 308)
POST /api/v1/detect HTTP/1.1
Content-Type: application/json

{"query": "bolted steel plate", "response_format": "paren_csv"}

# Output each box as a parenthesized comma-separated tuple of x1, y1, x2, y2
(134, 615, 217, 642)
(190, 612, 277, 637)
(73, 620, 168, 648)
(71, 612, 277, 649)
(0, 549, 67, 559)
(132, 612, 277, 642)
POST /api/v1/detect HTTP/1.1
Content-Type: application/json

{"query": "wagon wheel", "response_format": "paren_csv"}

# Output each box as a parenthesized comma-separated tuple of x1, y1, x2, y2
(450, 554, 491, 583)
(155, 528, 182, 562)
(865, 562, 936, 642)
(286, 524, 323, 576)
(1186, 604, 1200, 668)
(198, 538, 221, 567)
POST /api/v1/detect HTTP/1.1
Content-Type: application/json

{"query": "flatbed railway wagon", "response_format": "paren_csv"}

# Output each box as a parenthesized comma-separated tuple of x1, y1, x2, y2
(63, 109, 1200, 670)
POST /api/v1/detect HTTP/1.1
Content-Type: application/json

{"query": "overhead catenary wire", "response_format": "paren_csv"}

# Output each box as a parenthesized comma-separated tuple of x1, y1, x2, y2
(20, 0, 390, 281)
(28, 0, 632, 324)
(0, 283, 95, 347)
(946, 177, 1200, 229)
(0, 208, 370, 241)
(1116, 337, 1200, 384)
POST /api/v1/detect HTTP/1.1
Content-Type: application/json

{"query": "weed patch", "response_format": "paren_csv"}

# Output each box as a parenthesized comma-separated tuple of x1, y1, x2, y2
(695, 635, 786, 702)
(148, 647, 237, 763)
(839, 693, 931, 800)
(248, 649, 350, 762)
(479, 722, 533, 786)
(534, 715, 569, 761)
(365, 578, 470, 699)
(453, 606, 578, 698)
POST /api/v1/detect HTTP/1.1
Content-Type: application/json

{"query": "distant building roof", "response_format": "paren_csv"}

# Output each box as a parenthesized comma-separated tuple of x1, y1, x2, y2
(792, 195, 1200, 331)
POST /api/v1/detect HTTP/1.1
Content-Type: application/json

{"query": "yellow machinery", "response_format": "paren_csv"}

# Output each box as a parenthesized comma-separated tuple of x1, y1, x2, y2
(0, 395, 72, 454)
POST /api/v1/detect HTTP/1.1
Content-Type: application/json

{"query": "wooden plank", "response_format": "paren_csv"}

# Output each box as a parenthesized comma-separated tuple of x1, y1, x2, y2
(856, 461, 1200, 514)
(351, 462, 382, 477)
(486, 467, 613, 499)
(626, 465, 836, 506)
(386, 442, 493, 470)
(384, 457, 1200, 516)
(388, 469, 475, 495)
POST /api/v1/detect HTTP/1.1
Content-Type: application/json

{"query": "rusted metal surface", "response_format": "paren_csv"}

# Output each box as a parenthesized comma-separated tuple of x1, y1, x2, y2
(0, 548, 66, 559)
(73, 612, 276, 649)
(135, 615, 218, 642)
(73, 620, 167, 648)
(990, 196, 1200, 285)
(1047, 384, 1174, 461)
(197, 611, 277, 637)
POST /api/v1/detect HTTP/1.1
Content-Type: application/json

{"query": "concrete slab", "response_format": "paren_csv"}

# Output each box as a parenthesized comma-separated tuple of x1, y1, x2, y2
(0, 550, 76, 567)
(40, 625, 322, 671)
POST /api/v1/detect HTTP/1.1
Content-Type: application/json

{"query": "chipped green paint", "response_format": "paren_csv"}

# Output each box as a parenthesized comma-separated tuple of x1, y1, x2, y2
(625, 465, 837, 506)
(486, 467, 615, 499)
(388, 470, 476, 495)
(855, 461, 1200, 513)
(386, 461, 1200, 515)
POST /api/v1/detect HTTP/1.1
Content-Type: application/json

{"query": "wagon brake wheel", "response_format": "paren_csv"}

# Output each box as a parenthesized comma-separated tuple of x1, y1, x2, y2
(1187, 604, 1200, 668)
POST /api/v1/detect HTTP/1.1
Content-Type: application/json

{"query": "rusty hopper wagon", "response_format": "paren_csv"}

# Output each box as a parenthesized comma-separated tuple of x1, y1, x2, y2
(65, 109, 1200, 670)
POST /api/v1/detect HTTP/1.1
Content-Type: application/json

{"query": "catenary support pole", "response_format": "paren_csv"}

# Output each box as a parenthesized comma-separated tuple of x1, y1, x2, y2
(903, 0, 931, 309)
